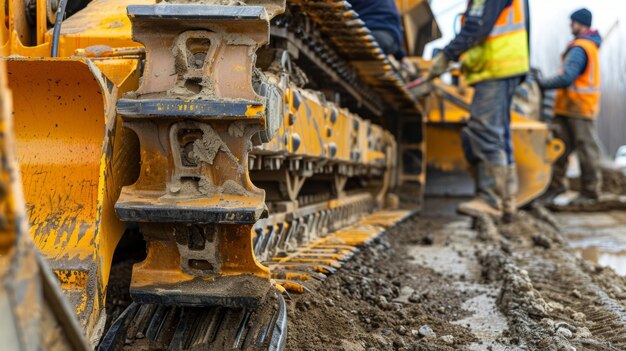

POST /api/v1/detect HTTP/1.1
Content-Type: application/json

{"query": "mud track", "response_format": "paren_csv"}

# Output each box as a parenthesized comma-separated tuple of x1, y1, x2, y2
(286, 199, 626, 350)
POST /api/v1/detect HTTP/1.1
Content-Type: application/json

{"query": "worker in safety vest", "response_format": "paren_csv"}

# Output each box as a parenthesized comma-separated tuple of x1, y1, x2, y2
(428, 0, 529, 221)
(538, 8, 603, 204)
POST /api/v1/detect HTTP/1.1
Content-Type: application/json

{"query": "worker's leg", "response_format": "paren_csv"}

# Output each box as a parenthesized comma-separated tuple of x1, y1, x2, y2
(370, 30, 398, 57)
(543, 115, 574, 199)
(502, 78, 520, 221)
(571, 118, 602, 199)
(459, 78, 516, 217)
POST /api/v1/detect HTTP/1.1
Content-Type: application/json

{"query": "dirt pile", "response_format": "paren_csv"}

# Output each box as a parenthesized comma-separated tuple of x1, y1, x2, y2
(287, 203, 626, 350)
(602, 168, 626, 195)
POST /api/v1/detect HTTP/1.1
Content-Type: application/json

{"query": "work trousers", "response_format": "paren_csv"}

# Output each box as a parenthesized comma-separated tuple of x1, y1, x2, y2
(462, 77, 521, 167)
(550, 115, 602, 197)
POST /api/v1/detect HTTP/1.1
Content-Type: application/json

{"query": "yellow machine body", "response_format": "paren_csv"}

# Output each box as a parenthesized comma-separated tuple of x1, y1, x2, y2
(1, 0, 562, 345)
(2, 0, 145, 336)
(1, 0, 401, 338)
(426, 81, 564, 205)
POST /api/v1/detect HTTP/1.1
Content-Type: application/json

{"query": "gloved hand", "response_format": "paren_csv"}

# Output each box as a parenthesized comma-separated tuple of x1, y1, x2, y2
(428, 52, 450, 80)
(401, 57, 418, 81)
(527, 68, 542, 83)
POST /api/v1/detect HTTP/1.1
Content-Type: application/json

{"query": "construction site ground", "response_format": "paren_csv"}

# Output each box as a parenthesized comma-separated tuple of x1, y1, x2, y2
(285, 195, 626, 351)
(106, 174, 626, 351)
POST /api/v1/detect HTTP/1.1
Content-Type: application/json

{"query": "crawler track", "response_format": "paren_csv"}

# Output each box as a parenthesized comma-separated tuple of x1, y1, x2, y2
(98, 1, 418, 349)
(100, 291, 287, 351)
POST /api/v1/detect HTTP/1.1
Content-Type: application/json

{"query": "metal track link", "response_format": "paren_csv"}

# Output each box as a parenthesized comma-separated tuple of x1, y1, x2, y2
(254, 193, 376, 262)
(115, 4, 280, 309)
(253, 193, 413, 293)
(100, 291, 287, 351)
(102, 1, 411, 348)
(281, 0, 420, 115)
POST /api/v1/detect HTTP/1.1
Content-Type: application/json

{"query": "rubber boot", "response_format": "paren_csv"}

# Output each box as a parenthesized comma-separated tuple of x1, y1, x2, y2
(457, 162, 506, 219)
(571, 191, 600, 206)
(535, 185, 567, 205)
(502, 164, 519, 223)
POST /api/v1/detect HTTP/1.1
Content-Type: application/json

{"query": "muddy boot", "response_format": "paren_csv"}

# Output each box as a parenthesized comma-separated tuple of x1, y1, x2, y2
(502, 164, 519, 223)
(535, 185, 567, 205)
(457, 163, 505, 219)
(571, 192, 600, 206)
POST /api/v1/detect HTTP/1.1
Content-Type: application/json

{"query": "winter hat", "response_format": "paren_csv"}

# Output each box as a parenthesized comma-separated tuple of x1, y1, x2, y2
(570, 8, 592, 27)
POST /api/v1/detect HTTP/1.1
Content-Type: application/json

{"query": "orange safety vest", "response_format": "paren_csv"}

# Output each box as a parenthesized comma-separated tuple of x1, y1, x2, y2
(489, 0, 527, 36)
(462, 0, 530, 84)
(554, 38, 601, 119)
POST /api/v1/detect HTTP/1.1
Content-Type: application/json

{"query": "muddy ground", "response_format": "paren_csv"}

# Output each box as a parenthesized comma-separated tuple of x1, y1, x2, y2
(570, 168, 626, 196)
(103, 196, 626, 350)
(285, 200, 626, 351)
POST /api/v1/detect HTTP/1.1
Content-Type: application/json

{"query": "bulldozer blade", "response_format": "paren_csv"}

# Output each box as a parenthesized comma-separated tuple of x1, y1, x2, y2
(6, 58, 140, 337)
(425, 82, 565, 206)
(0, 55, 91, 351)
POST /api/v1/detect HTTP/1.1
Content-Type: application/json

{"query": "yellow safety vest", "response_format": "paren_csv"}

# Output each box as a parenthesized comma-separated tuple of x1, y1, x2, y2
(554, 38, 601, 119)
(461, 0, 530, 85)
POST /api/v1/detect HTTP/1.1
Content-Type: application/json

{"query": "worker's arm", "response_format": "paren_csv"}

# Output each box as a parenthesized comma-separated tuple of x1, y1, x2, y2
(538, 47, 588, 90)
(443, 0, 514, 61)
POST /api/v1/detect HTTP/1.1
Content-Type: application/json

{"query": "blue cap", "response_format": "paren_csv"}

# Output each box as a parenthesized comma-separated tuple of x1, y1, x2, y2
(571, 8, 592, 27)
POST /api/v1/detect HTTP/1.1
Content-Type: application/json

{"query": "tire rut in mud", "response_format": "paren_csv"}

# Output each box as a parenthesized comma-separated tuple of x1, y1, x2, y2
(479, 209, 626, 350)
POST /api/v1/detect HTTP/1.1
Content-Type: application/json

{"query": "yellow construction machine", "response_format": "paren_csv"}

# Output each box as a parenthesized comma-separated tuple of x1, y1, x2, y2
(3, 0, 415, 348)
(0, 0, 562, 349)
(424, 76, 564, 204)
(0, 37, 90, 350)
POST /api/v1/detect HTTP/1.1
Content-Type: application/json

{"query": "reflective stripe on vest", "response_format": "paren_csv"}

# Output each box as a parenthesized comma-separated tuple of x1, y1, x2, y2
(554, 38, 601, 119)
(568, 52, 599, 93)
(461, 0, 526, 36)
(461, 0, 529, 85)
(490, 2, 526, 37)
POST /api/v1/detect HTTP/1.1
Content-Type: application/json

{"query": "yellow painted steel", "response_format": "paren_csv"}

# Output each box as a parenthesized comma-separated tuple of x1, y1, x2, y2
(1, 0, 145, 337)
(260, 86, 389, 169)
(0, 0, 403, 338)
(425, 80, 564, 205)
(2, 0, 147, 57)
(0, 45, 21, 254)
(45, 0, 152, 57)
(268, 209, 412, 294)
(395, 0, 426, 12)
(6, 57, 140, 335)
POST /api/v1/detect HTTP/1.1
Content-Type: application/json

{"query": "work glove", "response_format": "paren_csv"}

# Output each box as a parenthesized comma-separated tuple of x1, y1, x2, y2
(526, 68, 542, 84)
(428, 52, 450, 80)
(401, 57, 418, 81)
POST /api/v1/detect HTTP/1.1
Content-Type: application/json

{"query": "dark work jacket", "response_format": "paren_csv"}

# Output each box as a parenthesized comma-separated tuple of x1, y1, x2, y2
(350, 0, 405, 58)
(539, 30, 602, 90)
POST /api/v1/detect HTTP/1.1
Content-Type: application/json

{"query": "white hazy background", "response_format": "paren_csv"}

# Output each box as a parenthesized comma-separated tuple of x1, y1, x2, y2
(425, 0, 626, 157)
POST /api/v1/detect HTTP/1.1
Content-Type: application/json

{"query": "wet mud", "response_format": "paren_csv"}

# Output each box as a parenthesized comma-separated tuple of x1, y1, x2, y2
(570, 168, 626, 196)
(286, 217, 477, 351)
(560, 211, 626, 276)
(286, 200, 626, 350)
(103, 199, 626, 350)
